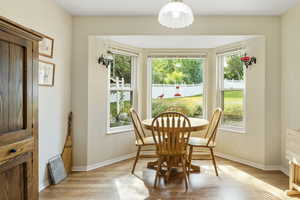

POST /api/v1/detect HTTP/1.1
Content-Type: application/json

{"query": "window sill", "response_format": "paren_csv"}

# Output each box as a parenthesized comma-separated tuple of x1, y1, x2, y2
(219, 127, 246, 134)
(106, 126, 134, 135)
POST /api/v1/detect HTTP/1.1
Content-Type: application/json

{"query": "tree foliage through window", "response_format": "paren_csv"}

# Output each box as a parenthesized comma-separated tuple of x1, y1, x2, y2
(224, 55, 244, 80)
(111, 54, 132, 84)
(152, 58, 203, 84)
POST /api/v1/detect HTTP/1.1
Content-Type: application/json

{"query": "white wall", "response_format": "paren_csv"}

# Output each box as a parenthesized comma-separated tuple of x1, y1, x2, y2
(72, 16, 281, 169)
(281, 2, 300, 170)
(0, 0, 72, 189)
(86, 37, 137, 166)
(213, 38, 267, 166)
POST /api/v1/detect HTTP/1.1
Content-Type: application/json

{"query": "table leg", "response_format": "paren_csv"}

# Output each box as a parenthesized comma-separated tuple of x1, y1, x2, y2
(147, 158, 200, 173)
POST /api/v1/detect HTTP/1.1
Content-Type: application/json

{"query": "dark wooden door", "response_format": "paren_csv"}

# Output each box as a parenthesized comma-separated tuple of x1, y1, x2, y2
(0, 153, 33, 200)
(0, 27, 36, 200)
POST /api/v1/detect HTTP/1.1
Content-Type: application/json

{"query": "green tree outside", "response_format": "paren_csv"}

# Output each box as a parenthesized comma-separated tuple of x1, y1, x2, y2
(224, 55, 244, 80)
(152, 58, 203, 84)
(111, 54, 132, 84)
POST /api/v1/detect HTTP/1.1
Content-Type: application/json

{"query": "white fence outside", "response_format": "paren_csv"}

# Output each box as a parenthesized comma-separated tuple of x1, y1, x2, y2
(222, 80, 244, 90)
(152, 84, 203, 99)
(110, 80, 244, 102)
(152, 80, 244, 99)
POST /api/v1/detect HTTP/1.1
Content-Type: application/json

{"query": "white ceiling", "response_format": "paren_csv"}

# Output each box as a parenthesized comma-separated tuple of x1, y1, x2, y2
(55, 0, 299, 16)
(102, 35, 256, 49)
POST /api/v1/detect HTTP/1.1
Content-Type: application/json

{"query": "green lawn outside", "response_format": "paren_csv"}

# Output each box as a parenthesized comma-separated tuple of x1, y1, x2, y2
(110, 101, 132, 128)
(152, 90, 244, 126)
(222, 90, 244, 126)
(152, 95, 203, 118)
(109, 90, 244, 128)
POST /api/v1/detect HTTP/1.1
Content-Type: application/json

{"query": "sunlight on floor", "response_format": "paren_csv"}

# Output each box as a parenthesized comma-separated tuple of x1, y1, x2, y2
(218, 165, 298, 200)
(115, 174, 150, 200)
(114, 163, 299, 200)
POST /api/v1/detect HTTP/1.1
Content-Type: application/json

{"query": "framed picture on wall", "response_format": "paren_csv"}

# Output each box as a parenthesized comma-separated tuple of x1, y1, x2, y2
(39, 60, 55, 87)
(39, 35, 54, 58)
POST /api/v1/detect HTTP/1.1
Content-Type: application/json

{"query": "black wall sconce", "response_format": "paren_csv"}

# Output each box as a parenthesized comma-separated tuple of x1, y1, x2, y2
(98, 51, 113, 68)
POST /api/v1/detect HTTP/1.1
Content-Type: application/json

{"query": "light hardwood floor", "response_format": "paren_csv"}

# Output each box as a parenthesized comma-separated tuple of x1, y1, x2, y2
(40, 157, 300, 200)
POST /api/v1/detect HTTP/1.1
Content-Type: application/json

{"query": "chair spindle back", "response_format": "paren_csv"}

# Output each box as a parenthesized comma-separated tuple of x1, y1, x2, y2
(151, 112, 192, 155)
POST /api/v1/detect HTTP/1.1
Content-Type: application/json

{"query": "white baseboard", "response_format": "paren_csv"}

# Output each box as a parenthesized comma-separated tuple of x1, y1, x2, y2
(69, 151, 290, 176)
(280, 166, 289, 176)
(39, 180, 50, 192)
(72, 152, 136, 172)
(72, 165, 88, 171)
(215, 152, 282, 171)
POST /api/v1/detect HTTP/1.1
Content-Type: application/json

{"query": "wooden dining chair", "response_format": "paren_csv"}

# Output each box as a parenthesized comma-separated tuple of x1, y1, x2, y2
(188, 108, 223, 176)
(129, 108, 156, 174)
(151, 112, 192, 190)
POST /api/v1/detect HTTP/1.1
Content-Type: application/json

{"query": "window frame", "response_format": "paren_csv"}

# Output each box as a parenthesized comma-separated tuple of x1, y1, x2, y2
(216, 50, 246, 133)
(147, 56, 208, 120)
(107, 50, 138, 134)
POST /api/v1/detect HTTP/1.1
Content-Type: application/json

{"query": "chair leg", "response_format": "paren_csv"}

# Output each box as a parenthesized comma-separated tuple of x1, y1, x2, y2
(154, 157, 162, 188)
(131, 146, 141, 174)
(165, 156, 171, 184)
(209, 148, 218, 176)
(181, 155, 188, 191)
(188, 145, 193, 174)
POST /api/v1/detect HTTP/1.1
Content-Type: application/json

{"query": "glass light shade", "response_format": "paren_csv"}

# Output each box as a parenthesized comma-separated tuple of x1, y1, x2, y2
(158, 0, 194, 29)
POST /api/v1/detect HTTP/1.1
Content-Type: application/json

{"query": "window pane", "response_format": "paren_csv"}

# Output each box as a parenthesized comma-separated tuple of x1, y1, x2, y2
(110, 90, 133, 128)
(223, 54, 244, 90)
(151, 58, 204, 118)
(111, 54, 132, 88)
(109, 52, 134, 130)
(219, 52, 245, 129)
(222, 90, 244, 127)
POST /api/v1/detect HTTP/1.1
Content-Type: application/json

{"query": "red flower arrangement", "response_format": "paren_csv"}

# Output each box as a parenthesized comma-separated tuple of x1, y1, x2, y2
(240, 53, 257, 69)
(241, 56, 250, 62)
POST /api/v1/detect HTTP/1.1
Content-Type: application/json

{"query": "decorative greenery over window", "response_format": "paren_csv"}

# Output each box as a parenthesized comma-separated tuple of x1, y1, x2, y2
(217, 51, 245, 131)
(150, 57, 205, 118)
(109, 53, 135, 130)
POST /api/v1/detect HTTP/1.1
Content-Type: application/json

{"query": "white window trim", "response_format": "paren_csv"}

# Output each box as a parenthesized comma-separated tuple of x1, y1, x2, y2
(107, 125, 133, 135)
(146, 57, 152, 119)
(107, 50, 138, 134)
(146, 55, 208, 120)
(216, 49, 247, 133)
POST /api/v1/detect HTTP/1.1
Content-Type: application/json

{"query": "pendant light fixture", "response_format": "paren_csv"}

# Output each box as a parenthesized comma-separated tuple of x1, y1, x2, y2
(158, 0, 194, 29)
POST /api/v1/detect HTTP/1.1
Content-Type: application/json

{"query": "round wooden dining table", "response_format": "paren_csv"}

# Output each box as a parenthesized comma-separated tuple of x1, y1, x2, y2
(142, 117, 209, 173)
(142, 117, 209, 132)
